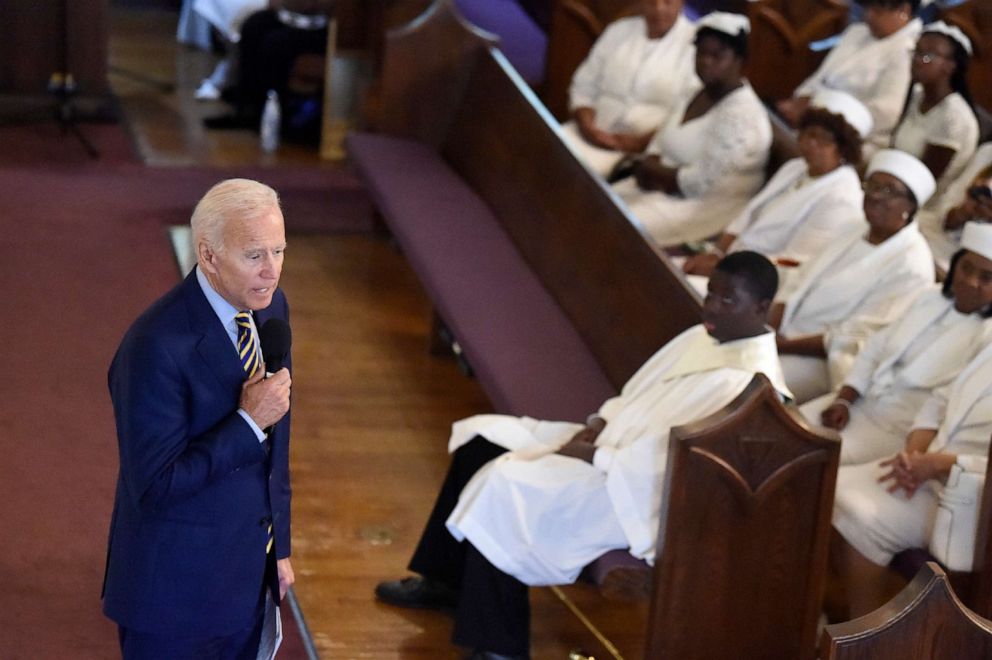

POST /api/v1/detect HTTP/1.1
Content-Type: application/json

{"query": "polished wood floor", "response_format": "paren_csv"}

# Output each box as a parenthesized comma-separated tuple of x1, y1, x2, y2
(109, 7, 647, 659)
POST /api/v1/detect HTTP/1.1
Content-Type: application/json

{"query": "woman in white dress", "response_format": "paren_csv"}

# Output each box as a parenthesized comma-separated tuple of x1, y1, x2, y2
(681, 89, 870, 279)
(829, 337, 992, 619)
(800, 222, 992, 466)
(777, 0, 921, 155)
(561, 0, 699, 177)
(611, 12, 770, 247)
(771, 149, 937, 403)
(891, 22, 979, 211)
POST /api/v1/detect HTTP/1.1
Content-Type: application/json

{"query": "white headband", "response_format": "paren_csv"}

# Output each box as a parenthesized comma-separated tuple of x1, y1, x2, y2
(923, 21, 972, 56)
(961, 222, 992, 261)
(696, 11, 750, 38)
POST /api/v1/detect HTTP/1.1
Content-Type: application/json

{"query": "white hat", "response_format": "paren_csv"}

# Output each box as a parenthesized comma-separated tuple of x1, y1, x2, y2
(961, 222, 992, 261)
(810, 89, 874, 138)
(866, 149, 937, 206)
(697, 11, 750, 37)
(923, 21, 973, 56)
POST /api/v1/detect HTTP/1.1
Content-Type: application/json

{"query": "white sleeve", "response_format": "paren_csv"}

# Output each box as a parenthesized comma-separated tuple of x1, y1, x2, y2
(913, 387, 948, 431)
(864, 50, 913, 138)
(842, 318, 896, 395)
(957, 454, 988, 475)
(568, 22, 623, 112)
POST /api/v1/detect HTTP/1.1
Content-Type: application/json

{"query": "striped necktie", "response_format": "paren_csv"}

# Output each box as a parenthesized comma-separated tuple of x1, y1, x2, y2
(234, 312, 274, 553)
(235, 312, 262, 378)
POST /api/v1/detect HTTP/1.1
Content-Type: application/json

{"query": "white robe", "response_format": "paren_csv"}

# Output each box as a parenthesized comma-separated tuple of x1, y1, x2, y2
(795, 20, 921, 155)
(800, 288, 992, 464)
(917, 143, 992, 273)
(562, 14, 700, 176)
(726, 158, 865, 265)
(777, 222, 935, 402)
(833, 340, 992, 566)
(445, 325, 789, 586)
(613, 83, 771, 246)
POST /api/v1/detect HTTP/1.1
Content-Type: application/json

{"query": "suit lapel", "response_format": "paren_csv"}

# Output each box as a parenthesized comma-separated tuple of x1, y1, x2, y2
(181, 272, 246, 391)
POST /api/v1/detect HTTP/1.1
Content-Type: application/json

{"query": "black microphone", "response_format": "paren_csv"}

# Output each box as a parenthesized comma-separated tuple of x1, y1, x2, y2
(259, 318, 292, 375)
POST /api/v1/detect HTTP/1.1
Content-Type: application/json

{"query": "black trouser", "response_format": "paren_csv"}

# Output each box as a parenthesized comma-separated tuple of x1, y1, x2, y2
(408, 436, 531, 656)
(231, 10, 328, 120)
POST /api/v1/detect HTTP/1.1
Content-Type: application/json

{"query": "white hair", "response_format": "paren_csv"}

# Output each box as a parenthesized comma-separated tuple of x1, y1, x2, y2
(191, 179, 281, 256)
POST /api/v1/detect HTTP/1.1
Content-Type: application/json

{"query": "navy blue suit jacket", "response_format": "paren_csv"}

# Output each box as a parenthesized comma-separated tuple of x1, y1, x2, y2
(103, 270, 292, 636)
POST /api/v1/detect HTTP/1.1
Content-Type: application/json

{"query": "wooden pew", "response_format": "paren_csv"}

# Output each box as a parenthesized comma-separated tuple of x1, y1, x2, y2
(821, 562, 992, 659)
(938, 0, 992, 115)
(351, 0, 702, 399)
(745, 0, 850, 103)
(644, 373, 841, 660)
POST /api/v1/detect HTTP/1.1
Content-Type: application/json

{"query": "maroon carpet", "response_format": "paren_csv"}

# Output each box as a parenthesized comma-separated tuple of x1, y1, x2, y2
(1, 123, 364, 658)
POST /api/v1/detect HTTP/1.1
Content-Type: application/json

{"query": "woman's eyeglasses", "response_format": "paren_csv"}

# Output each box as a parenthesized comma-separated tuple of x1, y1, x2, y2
(912, 49, 950, 65)
(862, 181, 910, 200)
(968, 185, 992, 203)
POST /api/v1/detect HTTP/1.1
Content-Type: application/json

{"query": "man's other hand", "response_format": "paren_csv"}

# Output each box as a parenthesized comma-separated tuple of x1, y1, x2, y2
(277, 558, 295, 600)
(241, 368, 291, 429)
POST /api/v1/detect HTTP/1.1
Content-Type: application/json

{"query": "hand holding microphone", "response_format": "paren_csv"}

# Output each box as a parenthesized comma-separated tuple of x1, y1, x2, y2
(240, 319, 292, 429)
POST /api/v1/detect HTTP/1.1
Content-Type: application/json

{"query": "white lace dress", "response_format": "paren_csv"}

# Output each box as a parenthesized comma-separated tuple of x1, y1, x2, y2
(891, 85, 980, 211)
(612, 82, 771, 246)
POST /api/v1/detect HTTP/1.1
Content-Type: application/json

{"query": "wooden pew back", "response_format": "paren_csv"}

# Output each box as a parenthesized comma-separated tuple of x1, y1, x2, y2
(645, 374, 840, 660)
(938, 0, 992, 113)
(440, 45, 702, 387)
(375, 0, 497, 146)
(821, 563, 992, 659)
(745, 0, 849, 102)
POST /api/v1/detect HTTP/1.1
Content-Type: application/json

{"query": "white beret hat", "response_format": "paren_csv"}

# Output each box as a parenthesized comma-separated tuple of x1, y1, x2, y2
(866, 149, 937, 207)
(696, 11, 750, 37)
(923, 21, 973, 56)
(961, 222, 992, 261)
(810, 89, 874, 138)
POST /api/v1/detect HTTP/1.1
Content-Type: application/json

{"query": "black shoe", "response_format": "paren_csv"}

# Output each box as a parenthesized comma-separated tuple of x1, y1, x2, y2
(203, 112, 256, 130)
(466, 650, 529, 660)
(374, 576, 458, 610)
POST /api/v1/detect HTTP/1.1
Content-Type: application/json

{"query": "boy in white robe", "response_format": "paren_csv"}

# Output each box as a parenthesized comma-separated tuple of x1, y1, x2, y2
(375, 252, 790, 660)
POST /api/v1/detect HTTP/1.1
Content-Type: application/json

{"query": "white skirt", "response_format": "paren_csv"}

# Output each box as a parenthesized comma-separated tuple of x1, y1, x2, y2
(780, 354, 831, 404)
(612, 177, 748, 246)
(833, 460, 940, 566)
(800, 393, 905, 465)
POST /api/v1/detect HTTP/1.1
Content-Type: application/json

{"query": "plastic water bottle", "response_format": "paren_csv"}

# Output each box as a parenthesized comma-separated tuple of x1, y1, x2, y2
(260, 90, 281, 153)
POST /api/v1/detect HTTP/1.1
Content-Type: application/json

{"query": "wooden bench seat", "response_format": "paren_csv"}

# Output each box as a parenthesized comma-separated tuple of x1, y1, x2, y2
(346, 131, 614, 420)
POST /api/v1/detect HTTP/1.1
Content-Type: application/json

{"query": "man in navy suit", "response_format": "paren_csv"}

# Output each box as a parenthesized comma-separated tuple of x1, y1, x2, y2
(103, 179, 295, 659)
